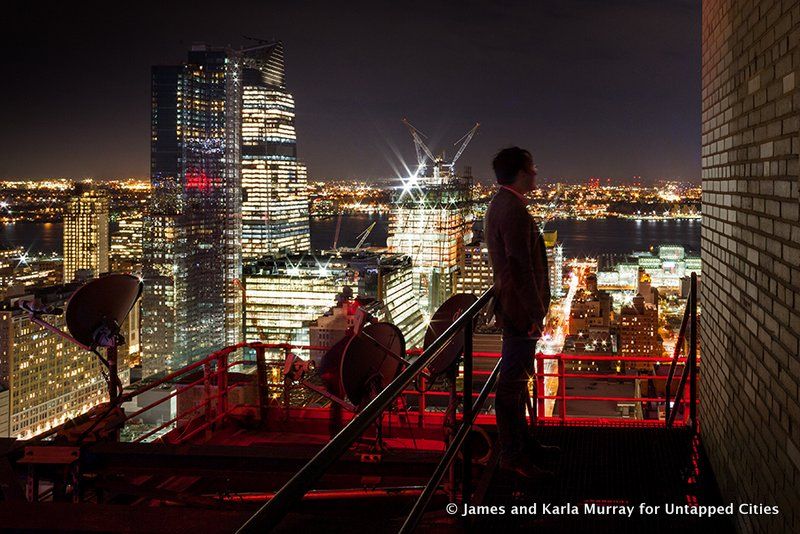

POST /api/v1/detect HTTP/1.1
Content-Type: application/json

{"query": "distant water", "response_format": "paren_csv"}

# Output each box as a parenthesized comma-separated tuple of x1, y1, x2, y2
(310, 214, 390, 250)
(311, 214, 701, 258)
(1, 216, 701, 259)
(0, 222, 64, 254)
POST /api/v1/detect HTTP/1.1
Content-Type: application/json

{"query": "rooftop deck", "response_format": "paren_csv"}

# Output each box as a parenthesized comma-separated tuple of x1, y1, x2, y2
(0, 283, 716, 532)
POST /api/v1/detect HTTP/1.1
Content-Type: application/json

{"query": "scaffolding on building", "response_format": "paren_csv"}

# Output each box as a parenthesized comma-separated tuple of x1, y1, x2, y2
(386, 121, 479, 315)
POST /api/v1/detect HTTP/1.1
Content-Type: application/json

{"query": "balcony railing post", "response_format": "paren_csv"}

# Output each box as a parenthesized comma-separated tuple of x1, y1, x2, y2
(689, 272, 698, 434)
(536, 354, 545, 423)
(461, 316, 473, 504)
(203, 361, 213, 439)
(417, 375, 426, 428)
(558, 356, 567, 423)
(255, 346, 270, 423)
(218, 352, 229, 418)
(665, 370, 671, 425)
(282, 346, 291, 418)
(447, 376, 457, 502)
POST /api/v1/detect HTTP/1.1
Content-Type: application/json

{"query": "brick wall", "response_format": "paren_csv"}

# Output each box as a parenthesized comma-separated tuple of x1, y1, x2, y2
(701, 1, 800, 532)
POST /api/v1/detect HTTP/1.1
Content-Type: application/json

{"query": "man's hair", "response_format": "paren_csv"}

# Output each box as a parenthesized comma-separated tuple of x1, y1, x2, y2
(492, 147, 533, 185)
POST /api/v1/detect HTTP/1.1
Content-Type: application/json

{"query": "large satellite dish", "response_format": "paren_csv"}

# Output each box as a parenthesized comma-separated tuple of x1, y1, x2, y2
(65, 274, 143, 348)
(320, 323, 405, 408)
(424, 293, 478, 377)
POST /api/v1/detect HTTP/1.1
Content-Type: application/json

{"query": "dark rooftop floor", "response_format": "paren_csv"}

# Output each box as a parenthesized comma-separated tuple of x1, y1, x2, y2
(1, 421, 728, 533)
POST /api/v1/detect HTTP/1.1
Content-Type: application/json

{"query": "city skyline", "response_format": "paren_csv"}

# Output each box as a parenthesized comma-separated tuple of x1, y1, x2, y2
(1, 1, 700, 182)
(0, 3, 797, 533)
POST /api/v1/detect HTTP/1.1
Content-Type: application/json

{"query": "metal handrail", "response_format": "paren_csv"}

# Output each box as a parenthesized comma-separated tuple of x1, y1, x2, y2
(235, 287, 495, 533)
(399, 360, 501, 533)
(664, 293, 690, 424)
(666, 272, 698, 430)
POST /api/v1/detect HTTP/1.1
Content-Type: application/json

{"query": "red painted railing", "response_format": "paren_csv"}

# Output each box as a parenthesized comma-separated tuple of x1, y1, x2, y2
(117, 339, 698, 445)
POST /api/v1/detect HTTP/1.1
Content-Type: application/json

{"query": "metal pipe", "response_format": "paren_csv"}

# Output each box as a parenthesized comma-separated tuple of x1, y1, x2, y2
(218, 486, 437, 502)
(665, 292, 692, 424)
(121, 342, 247, 402)
(134, 383, 246, 443)
(461, 316, 473, 504)
(667, 357, 692, 428)
(399, 360, 501, 534)
(123, 359, 251, 422)
(689, 272, 698, 434)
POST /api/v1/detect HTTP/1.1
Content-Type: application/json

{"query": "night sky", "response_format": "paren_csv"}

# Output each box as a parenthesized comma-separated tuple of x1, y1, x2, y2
(1, 1, 700, 183)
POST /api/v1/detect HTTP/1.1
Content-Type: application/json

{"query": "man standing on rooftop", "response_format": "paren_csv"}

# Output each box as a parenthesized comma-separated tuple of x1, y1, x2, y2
(484, 146, 558, 479)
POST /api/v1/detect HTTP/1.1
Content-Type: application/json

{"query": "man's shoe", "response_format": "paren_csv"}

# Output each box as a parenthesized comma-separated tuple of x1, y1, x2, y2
(499, 453, 555, 480)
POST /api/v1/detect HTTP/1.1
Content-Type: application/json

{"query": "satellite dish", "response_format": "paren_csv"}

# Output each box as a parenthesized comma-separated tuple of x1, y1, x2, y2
(342, 323, 405, 406)
(424, 293, 478, 377)
(65, 274, 143, 348)
(319, 323, 405, 408)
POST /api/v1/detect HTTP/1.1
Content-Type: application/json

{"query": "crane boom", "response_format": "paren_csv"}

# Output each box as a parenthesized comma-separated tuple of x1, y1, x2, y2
(450, 122, 480, 168)
(402, 118, 436, 167)
(332, 212, 343, 250)
(354, 222, 377, 251)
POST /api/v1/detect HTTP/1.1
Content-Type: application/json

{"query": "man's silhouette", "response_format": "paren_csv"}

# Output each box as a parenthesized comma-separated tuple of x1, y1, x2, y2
(484, 147, 559, 479)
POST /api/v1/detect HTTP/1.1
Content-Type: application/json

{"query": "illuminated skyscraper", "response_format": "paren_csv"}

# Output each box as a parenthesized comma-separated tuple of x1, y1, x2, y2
(144, 45, 242, 373)
(387, 122, 477, 315)
(240, 42, 310, 258)
(542, 230, 564, 298)
(0, 387, 8, 437)
(143, 42, 310, 376)
(63, 188, 109, 281)
(141, 181, 181, 377)
(387, 159, 473, 315)
(110, 212, 144, 272)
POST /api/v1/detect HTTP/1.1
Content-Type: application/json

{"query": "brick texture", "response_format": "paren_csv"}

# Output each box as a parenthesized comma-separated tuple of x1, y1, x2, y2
(702, 1, 800, 532)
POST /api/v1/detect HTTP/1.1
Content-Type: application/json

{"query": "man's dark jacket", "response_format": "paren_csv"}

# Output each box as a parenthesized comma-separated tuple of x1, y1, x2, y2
(484, 187, 551, 333)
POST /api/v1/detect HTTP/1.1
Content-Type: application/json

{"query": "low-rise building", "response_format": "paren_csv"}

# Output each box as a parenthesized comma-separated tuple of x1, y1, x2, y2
(619, 294, 664, 371)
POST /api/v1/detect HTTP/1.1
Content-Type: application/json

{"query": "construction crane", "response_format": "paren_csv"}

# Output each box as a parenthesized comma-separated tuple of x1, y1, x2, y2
(448, 122, 480, 171)
(401, 119, 480, 174)
(353, 222, 377, 251)
(402, 118, 436, 169)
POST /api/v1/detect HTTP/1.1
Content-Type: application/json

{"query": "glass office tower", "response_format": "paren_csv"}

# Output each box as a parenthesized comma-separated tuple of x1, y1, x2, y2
(240, 42, 311, 258)
(143, 46, 242, 375)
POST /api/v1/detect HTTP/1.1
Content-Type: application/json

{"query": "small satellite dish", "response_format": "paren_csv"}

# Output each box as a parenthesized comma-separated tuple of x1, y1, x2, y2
(342, 322, 405, 406)
(65, 274, 143, 348)
(424, 293, 478, 377)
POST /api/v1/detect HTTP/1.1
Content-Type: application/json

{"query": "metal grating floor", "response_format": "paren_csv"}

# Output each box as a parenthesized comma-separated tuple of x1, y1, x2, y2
(460, 426, 734, 533)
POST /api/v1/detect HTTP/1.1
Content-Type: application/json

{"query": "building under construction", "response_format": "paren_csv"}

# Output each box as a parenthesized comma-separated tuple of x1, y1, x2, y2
(386, 121, 478, 316)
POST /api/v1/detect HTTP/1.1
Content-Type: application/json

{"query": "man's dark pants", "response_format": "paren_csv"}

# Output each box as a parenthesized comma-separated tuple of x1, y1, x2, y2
(497, 325, 538, 457)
